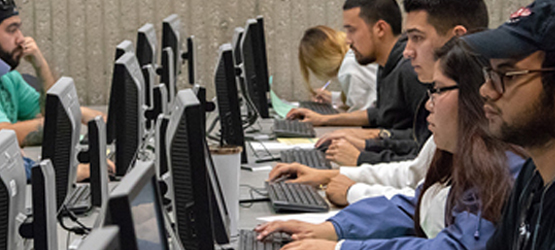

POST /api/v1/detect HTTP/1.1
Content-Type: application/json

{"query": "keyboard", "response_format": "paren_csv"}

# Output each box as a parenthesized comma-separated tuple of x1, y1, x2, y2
(65, 185, 91, 215)
(280, 149, 331, 169)
(299, 102, 338, 115)
(273, 120, 316, 138)
(266, 181, 329, 213)
(238, 230, 292, 250)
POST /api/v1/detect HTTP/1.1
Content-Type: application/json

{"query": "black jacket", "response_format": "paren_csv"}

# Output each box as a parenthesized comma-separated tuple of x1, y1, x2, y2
(357, 36, 430, 165)
(487, 159, 555, 250)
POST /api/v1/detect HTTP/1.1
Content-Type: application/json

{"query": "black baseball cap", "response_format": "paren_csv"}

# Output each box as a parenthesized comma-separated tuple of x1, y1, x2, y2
(463, 0, 555, 59)
(0, 0, 18, 24)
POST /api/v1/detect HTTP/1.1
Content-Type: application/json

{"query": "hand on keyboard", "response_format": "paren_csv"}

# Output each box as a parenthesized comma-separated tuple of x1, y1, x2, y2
(254, 220, 338, 241)
(324, 139, 361, 166)
(269, 163, 339, 188)
(315, 128, 372, 150)
(285, 108, 326, 126)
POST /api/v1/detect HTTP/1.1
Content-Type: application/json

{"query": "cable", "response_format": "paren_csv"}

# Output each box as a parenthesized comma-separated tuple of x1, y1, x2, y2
(57, 205, 91, 235)
(239, 184, 269, 208)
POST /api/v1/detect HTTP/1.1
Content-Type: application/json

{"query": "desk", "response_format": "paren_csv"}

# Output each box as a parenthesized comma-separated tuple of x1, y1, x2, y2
(21, 112, 351, 249)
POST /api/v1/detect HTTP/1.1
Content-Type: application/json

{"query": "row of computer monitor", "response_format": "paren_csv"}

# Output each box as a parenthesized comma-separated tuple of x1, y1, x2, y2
(0, 13, 274, 250)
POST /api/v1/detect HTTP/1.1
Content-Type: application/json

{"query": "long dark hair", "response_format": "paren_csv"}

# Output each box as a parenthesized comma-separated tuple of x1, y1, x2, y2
(414, 38, 515, 236)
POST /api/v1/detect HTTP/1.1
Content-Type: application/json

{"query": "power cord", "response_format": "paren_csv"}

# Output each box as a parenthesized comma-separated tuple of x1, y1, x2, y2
(239, 184, 269, 208)
(57, 205, 91, 235)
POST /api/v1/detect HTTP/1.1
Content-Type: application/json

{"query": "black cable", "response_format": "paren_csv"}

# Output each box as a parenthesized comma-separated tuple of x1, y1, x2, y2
(239, 184, 269, 208)
(57, 205, 91, 235)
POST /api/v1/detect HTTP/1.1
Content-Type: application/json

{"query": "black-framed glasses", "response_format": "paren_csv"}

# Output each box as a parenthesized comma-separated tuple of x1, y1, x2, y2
(427, 85, 459, 104)
(483, 67, 555, 94)
(0, 0, 15, 10)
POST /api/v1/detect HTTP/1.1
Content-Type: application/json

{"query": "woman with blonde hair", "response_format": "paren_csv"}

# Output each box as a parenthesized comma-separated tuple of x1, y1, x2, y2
(299, 25, 378, 112)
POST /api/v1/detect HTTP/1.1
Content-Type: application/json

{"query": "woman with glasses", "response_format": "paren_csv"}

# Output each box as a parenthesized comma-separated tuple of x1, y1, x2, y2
(255, 38, 526, 250)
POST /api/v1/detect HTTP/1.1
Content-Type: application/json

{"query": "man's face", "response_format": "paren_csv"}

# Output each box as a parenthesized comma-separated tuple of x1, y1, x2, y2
(0, 16, 24, 69)
(480, 51, 555, 148)
(343, 7, 376, 65)
(403, 10, 452, 83)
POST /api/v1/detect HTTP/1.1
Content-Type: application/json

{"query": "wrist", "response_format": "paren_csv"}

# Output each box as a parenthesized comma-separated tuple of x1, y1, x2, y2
(319, 221, 339, 241)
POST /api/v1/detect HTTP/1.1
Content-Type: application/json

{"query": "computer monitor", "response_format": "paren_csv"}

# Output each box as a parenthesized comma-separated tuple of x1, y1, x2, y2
(231, 27, 244, 66)
(159, 47, 176, 105)
(105, 160, 168, 250)
(0, 130, 27, 250)
(87, 117, 110, 208)
(167, 89, 230, 249)
(115, 40, 134, 61)
(155, 114, 170, 178)
(41, 77, 82, 210)
(184, 36, 197, 85)
(30, 159, 58, 250)
(142, 65, 157, 128)
(214, 44, 247, 163)
(106, 52, 147, 176)
(256, 15, 270, 94)
(240, 19, 270, 118)
(162, 14, 182, 78)
(136, 23, 158, 67)
(77, 226, 120, 250)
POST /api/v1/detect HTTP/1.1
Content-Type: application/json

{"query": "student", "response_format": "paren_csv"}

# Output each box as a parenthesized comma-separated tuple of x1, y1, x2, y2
(257, 38, 526, 250)
(289, 0, 428, 166)
(271, 0, 492, 206)
(462, 0, 555, 249)
(299, 25, 378, 112)
(0, 0, 111, 180)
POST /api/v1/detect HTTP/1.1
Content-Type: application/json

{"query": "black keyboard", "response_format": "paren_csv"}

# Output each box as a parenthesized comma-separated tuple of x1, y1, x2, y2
(266, 182, 329, 213)
(273, 120, 316, 138)
(239, 230, 292, 250)
(299, 102, 338, 115)
(280, 149, 331, 169)
(65, 185, 91, 215)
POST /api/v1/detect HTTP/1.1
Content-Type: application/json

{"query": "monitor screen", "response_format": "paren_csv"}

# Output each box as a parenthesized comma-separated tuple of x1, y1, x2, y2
(0, 130, 27, 250)
(136, 23, 157, 67)
(256, 15, 270, 94)
(240, 19, 269, 118)
(106, 160, 168, 250)
(106, 52, 146, 176)
(214, 44, 247, 163)
(41, 77, 82, 210)
(162, 14, 182, 79)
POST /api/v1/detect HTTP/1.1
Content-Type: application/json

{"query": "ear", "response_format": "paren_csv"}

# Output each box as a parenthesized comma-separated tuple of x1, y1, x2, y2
(373, 20, 390, 38)
(452, 25, 467, 37)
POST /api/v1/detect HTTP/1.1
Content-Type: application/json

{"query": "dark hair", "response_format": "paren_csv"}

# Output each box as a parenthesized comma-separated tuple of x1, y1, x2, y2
(343, 0, 402, 36)
(403, 0, 489, 35)
(413, 38, 515, 236)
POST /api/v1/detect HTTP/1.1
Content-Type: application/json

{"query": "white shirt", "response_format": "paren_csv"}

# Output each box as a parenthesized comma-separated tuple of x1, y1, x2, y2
(331, 49, 378, 112)
(340, 136, 436, 204)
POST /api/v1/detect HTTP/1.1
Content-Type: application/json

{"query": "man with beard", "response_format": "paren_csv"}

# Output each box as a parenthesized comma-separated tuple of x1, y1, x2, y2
(463, 0, 555, 249)
(287, 0, 428, 166)
(0, 0, 111, 181)
(0, 0, 103, 147)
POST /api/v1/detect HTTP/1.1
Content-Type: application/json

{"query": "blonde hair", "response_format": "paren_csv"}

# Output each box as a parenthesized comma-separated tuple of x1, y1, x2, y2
(298, 26, 348, 94)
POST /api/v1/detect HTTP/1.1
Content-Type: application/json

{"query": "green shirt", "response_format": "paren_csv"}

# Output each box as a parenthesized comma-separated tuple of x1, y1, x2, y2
(0, 71, 40, 123)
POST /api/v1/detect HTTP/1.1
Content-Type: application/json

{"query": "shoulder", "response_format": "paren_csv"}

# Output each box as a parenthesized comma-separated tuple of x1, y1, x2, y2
(1, 71, 26, 88)
(339, 50, 378, 78)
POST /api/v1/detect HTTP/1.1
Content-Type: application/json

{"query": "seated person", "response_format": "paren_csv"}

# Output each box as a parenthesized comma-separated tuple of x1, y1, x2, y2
(0, 2, 112, 181)
(257, 38, 526, 250)
(298, 25, 378, 112)
(462, 0, 555, 248)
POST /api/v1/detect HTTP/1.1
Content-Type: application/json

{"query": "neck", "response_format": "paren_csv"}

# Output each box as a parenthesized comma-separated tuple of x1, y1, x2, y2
(375, 35, 399, 67)
(527, 140, 555, 185)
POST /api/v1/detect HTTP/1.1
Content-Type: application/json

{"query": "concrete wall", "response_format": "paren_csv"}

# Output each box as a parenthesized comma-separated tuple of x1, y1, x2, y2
(15, 0, 532, 105)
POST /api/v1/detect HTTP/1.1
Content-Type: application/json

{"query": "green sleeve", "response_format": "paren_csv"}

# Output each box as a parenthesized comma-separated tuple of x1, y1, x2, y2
(12, 71, 40, 121)
(0, 106, 9, 123)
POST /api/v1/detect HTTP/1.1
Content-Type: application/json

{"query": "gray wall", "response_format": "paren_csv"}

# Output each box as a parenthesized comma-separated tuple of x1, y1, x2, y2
(15, 0, 532, 105)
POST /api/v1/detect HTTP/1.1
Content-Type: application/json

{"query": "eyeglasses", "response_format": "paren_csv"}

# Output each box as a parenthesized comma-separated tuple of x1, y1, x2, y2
(427, 85, 459, 104)
(0, 0, 15, 10)
(483, 67, 555, 94)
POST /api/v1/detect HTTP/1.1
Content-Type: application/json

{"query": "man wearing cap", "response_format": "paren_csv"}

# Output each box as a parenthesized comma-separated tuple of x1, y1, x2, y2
(0, 0, 104, 147)
(463, 0, 555, 249)
(0, 0, 110, 181)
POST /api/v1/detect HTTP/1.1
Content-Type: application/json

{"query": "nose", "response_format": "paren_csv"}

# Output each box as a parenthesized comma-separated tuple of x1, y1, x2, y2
(403, 43, 415, 59)
(479, 79, 501, 101)
(15, 30, 24, 46)
(425, 96, 433, 112)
